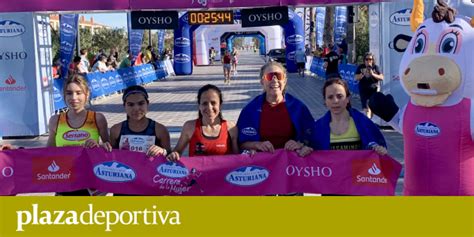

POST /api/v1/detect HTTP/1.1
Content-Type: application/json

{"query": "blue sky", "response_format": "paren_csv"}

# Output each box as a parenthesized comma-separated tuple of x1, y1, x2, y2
(81, 13, 127, 29)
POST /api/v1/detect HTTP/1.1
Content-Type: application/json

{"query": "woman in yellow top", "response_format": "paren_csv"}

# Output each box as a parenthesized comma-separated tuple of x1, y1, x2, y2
(47, 74, 110, 196)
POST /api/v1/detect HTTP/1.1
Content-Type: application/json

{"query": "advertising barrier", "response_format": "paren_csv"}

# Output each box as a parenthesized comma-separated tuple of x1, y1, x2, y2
(0, 147, 402, 196)
(309, 57, 359, 95)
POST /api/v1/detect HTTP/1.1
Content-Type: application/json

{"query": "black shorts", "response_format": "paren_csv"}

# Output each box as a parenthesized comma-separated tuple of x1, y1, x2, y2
(359, 89, 377, 109)
(297, 62, 305, 69)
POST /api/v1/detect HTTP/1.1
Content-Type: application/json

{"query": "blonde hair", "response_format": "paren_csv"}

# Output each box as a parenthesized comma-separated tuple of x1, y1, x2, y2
(63, 74, 90, 101)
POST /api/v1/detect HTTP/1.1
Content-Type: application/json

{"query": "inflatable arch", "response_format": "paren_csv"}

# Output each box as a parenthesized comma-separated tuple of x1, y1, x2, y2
(174, 9, 304, 75)
(225, 32, 266, 56)
(194, 25, 282, 65)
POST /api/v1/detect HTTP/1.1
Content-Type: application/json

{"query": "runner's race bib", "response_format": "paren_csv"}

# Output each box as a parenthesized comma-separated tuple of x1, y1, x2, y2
(119, 135, 155, 153)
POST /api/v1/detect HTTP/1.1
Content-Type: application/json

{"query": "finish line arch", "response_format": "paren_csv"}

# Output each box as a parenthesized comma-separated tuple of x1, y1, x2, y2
(174, 9, 304, 75)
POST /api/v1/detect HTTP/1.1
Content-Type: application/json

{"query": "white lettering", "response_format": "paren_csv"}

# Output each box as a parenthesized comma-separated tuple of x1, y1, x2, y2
(285, 165, 332, 177)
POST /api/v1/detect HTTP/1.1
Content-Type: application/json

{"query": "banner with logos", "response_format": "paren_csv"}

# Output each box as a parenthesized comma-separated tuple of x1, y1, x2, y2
(130, 11, 178, 29)
(241, 6, 289, 27)
(334, 6, 347, 45)
(315, 7, 326, 47)
(0, 147, 402, 196)
(59, 14, 78, 79)
(0, 13, 49, 136)
(157, 29, 165, 55)
(86, 64, 166, 99)
(127, 12, 144, 64)
(1, 0, 381, 13)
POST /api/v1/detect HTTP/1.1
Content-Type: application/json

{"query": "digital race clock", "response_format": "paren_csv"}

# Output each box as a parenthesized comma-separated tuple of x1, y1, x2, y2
(188, 11, 234, 25)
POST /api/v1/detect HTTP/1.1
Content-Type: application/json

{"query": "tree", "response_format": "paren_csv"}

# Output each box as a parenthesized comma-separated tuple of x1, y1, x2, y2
(323, 6, 335, 46)
(355, 5, 369, 64)
(91, 28, 128, 58)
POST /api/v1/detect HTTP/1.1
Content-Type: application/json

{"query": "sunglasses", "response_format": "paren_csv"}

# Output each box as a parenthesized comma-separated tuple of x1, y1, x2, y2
(263, 72, 284, 81)
(365, 58, 373, 61)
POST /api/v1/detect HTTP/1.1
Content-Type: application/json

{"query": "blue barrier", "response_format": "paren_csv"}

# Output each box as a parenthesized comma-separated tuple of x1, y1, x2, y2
(309, 57, 359, 95)
(53, 64, 168, 111)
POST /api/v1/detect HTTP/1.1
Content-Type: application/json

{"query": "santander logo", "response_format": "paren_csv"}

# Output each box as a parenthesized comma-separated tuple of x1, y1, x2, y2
(47, 161, 60, 173)
(5, 75, 16, 85)
(63, 130, 90, 141)
(368, 163, 381, 175)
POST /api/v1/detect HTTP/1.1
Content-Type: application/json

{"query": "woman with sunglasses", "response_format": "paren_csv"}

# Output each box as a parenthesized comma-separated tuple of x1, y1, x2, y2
(237, 61, 314, 157)
(355, 52, 384, 118)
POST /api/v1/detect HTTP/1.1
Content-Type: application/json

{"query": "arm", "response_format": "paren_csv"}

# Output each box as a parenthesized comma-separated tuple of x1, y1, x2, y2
(46, 115, 59, 147)
(108, 123, 122, 149)
(95, 112, 110, 145)
(152, 122, 171, 156)
(227, 121, 240, 154)
(166, 120, 194, 161)
(240, 141, 275, 153)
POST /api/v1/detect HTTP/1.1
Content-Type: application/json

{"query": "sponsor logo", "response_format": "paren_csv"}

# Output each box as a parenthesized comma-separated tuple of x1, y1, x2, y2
(32, 157, 74, 183)
(248, 13, 283, 22)
(352, 159, 390, 186)
(137, 16, 174, 25)
(0, 20, 26, 37)
(0, 51, 27, 60)
(115, 75, 122, 86)
(60, 41, 74, 53)
(130, 136, 146, 145)
(100, 78, 109, 89)
(175, 37, 190, 47)
(241, 127, 257, 136)
(91, 79, 100, 91)
(108, 76, 116, 88)
(226, 166, 269, 186)
(93, 161, 136, 182)
(5, 75, 16, 85)
(181, 14, 189, 23)
(47, 161, 60, 172)
(390, 8, 412, 26)
(1, 166, 14, 178)
(53, 87, 62, 102)
(286, 165, 332, 177)
(288, 51, 296, 61)
(61, 22, 75, 36)
(286, 34, 304, 44)
(415, 122, 440, 137)
(63, 130, 90, 141)
(157, 162, 189, 178)
(174, 53, 190, 63)
(0, 75, 26, 92)
(367, 163, 381, 175)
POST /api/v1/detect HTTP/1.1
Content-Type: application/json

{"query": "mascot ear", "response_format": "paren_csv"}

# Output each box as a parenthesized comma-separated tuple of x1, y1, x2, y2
(411, 0, 424, 32)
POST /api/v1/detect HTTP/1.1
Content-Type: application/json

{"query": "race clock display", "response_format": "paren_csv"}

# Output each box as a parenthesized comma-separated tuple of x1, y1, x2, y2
(188, 11, 234, 25)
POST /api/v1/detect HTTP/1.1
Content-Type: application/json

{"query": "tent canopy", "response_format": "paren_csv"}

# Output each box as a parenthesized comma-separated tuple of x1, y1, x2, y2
(0, 0, 381, 13)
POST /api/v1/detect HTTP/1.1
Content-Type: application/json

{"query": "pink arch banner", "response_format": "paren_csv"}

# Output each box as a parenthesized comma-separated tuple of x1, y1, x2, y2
(0, 0, 380, 13)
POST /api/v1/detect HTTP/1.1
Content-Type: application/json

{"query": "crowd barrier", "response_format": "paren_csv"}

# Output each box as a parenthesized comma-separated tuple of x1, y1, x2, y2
(53, 60, 173, 111)
(309, 57, 359, 95)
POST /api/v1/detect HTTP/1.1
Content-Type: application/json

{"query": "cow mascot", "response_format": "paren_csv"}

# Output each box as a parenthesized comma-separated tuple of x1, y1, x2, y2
(370, 0, 474, 195)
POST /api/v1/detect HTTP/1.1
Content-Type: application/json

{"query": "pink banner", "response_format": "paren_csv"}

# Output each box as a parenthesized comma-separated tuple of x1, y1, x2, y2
(0, 0, 380, 13)
(0, 147, 402, 196)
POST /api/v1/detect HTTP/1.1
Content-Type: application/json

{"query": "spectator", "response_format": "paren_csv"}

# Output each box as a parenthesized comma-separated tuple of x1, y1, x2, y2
(79, 49, 90, 73)
(295, 47, 307, 77)
(69, 56, 87, 76)
(119, 54, 134, 69)
(355, 52, 384, 118)
(323, 43, 341, 78)
(92, 55, 108, 73)
(52, 59, 62, 79)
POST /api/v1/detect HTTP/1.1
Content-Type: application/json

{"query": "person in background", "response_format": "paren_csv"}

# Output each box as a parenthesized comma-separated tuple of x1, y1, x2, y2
(92, 55, 108, 73)
(69, 56, 87, 76)
(295, 47, 307, 78)
(166, 84, 238, 161)
(208, 47, 216, 65)
(79, 49, 90, 73)
(47, 74, 110, 196)
(231, 47, 239, 75)
(119, 53, 134, 69)
(52, 59, 62, 79)
(323, 43, 341, 79)
(222, 50, 232, 84)
(237, 61, 314, 157)
(355, 52, 384, 118)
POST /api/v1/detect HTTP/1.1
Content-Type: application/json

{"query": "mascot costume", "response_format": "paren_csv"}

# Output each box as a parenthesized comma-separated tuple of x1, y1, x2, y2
(370, 0, 474, 195)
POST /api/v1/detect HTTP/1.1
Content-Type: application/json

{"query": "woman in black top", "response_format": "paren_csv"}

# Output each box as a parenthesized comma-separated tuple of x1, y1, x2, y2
(355, 52, 384, 118)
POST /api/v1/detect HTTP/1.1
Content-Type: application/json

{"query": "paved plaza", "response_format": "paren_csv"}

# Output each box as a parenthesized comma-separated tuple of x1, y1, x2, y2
(4, 51, 405, 195)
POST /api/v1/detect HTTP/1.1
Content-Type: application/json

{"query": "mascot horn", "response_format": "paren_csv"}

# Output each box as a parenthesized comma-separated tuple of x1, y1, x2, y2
(369, 0, 474, 195)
